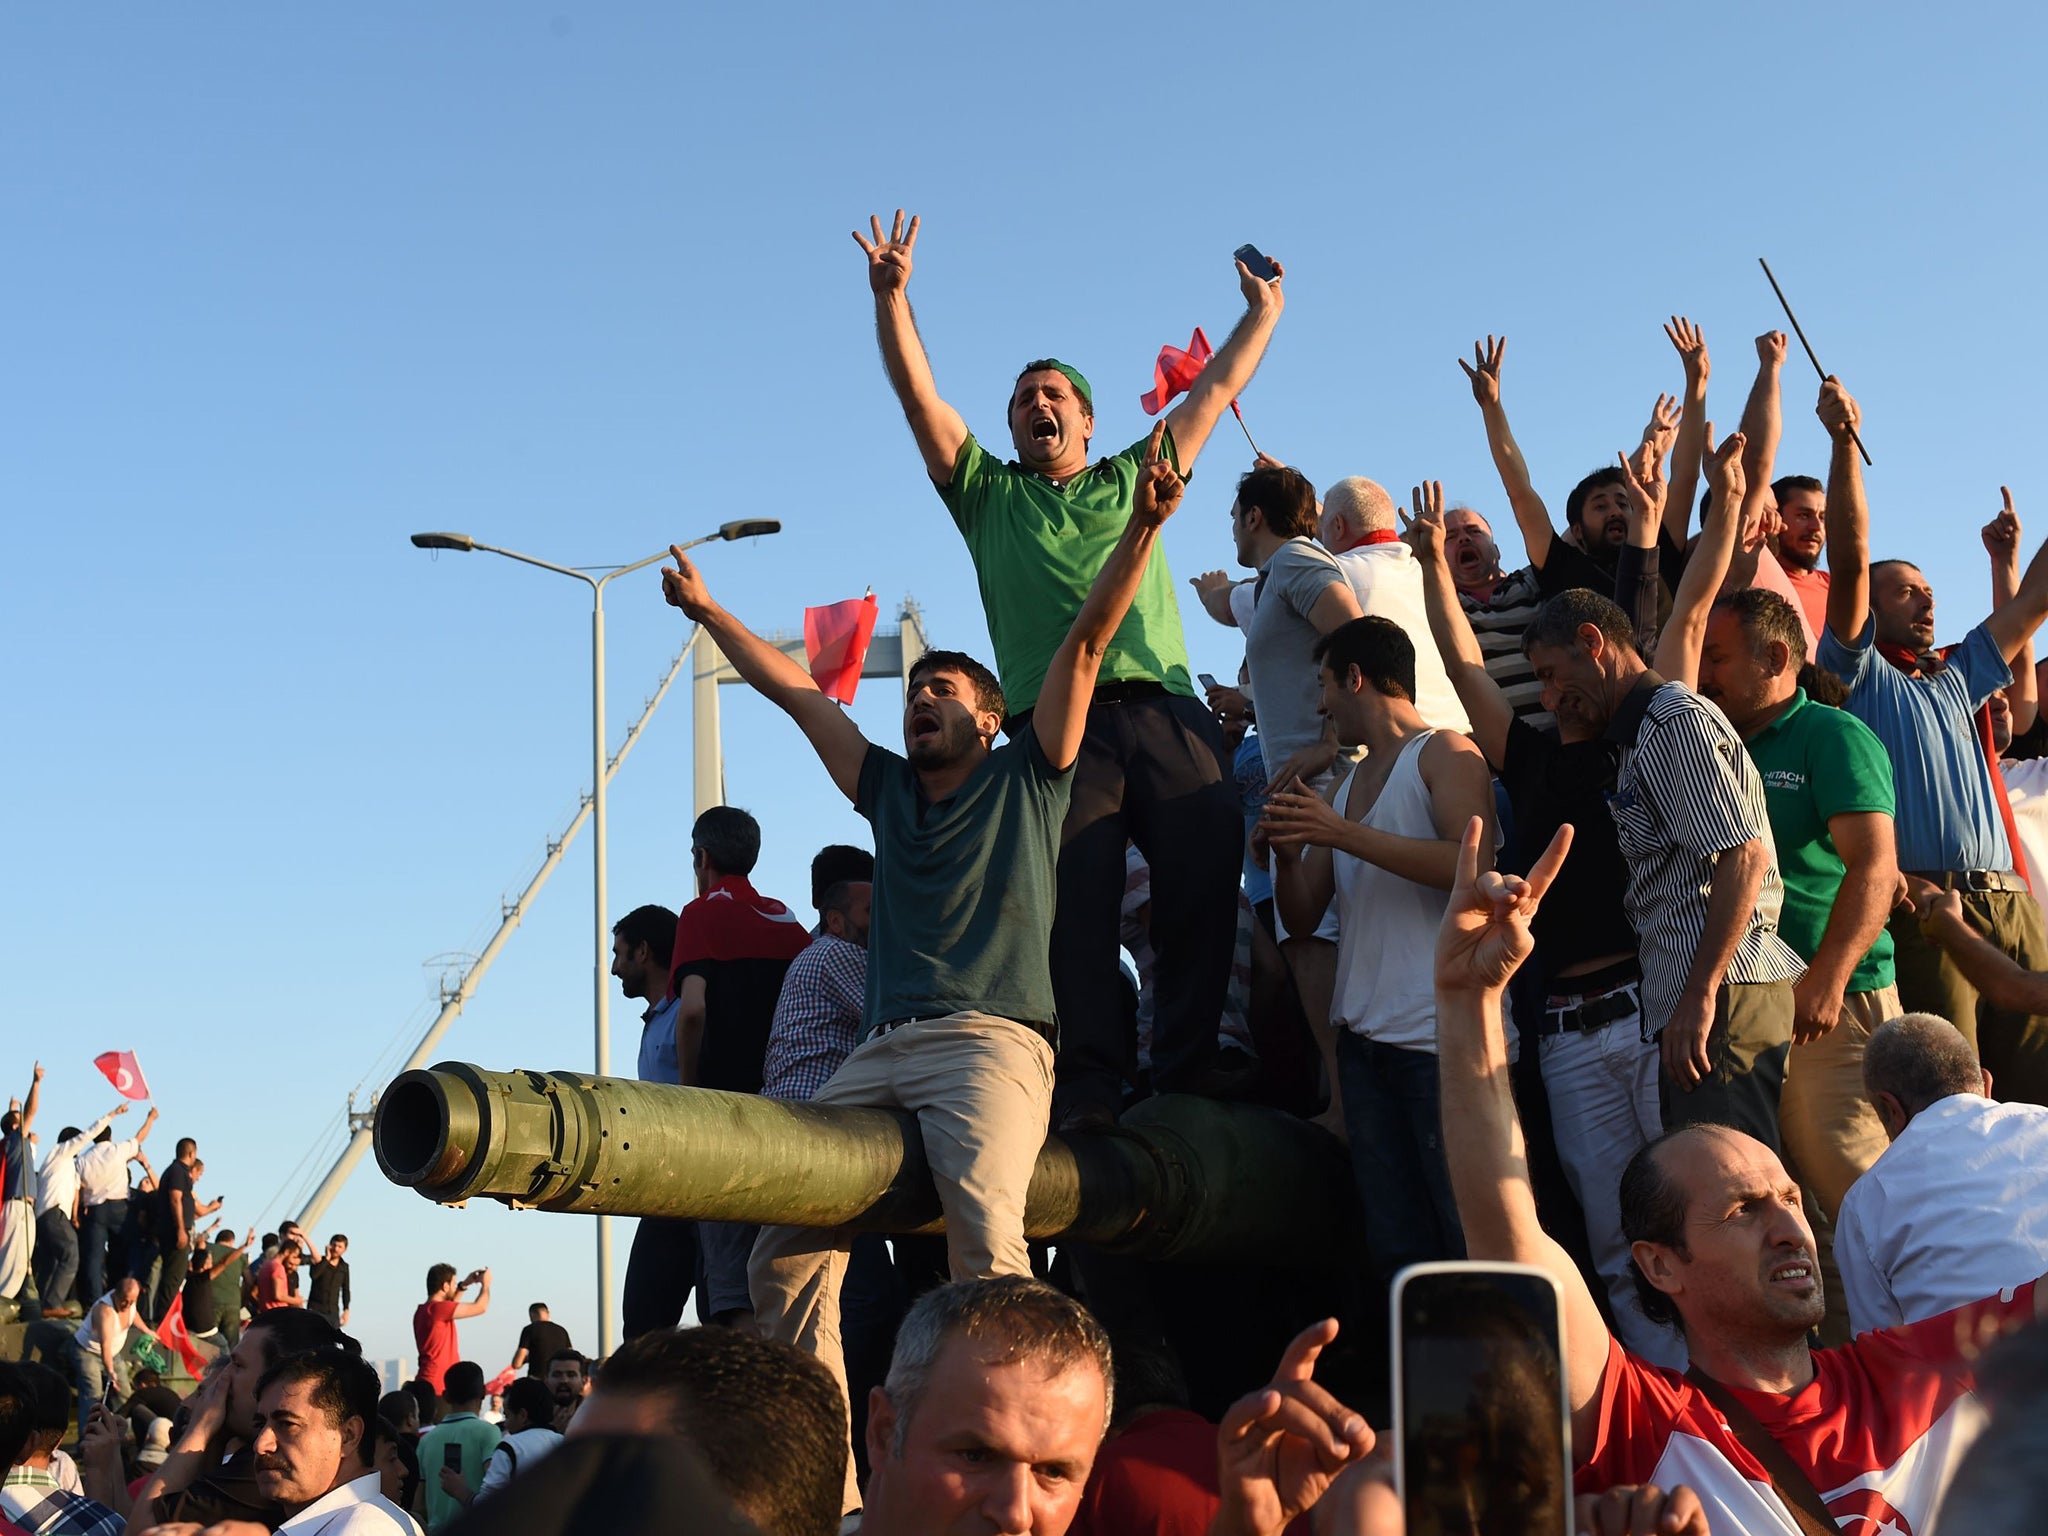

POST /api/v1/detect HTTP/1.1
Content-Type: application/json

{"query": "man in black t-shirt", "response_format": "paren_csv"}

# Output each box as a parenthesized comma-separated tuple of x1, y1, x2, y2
(511, 1302, 571, 1379)
(1412, 485, 1678, 1366)
(152, 1139, 199, 1323)
(307, 1234, 351, 1327)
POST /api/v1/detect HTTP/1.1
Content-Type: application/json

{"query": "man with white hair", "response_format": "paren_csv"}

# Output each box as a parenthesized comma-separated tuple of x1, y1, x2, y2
(1834, 1012, 2048, 1334)
(1319, 476, 1470, 737)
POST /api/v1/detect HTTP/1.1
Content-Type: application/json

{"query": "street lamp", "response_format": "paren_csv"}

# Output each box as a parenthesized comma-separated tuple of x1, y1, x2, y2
(409, 517, 781, 1353)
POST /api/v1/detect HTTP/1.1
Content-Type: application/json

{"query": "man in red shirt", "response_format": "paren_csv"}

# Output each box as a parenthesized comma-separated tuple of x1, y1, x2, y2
(250, 1234, 305, 1312)
(414, 1262, 490, 1400)
(1434, 818, 2045, 1536)
(669, 806, 810, 1329)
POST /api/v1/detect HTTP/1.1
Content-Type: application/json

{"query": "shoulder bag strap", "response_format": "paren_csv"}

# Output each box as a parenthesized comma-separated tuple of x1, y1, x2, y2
(1685, 1366, 1843, 1536)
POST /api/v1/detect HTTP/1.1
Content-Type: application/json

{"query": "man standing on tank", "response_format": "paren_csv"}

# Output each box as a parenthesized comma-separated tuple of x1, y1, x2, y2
(853, 210, 1287, 1128)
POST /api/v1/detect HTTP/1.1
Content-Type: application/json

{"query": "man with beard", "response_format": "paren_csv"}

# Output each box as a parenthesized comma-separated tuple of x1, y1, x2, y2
(662, 422, 1186, 1514)
(132, 1307, 345, 1527)
(853, 210, 1281, 1128)
(542, 1351, 587, 1434)
(1435, 814, 2046, 1536)
(1771, 475, 1829, 636)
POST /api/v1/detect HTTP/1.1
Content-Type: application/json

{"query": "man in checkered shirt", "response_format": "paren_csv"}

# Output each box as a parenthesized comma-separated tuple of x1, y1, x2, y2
(760, 875, 872, 1103)
(1, 1363, 121, 1536)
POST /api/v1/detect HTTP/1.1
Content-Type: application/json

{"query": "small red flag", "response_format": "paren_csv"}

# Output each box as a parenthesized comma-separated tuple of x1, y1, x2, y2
(1140, 327, 1214, 415)
(94, 1050, 151, 1101)
(805, 594, 881, 705)
(157, 1292, 210, 1379)
(485, 1366, 519, 1397)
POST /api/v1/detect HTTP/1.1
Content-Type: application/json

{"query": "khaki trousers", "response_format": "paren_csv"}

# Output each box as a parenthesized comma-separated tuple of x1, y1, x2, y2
(1780, 985, 1899, 1222)
(748, 1011, 1054, 1509)
(1890, 890, 2048, 1105)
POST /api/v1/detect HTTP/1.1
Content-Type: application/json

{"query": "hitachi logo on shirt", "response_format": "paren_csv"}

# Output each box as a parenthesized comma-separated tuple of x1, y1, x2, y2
(1762, 769, 1809, 792)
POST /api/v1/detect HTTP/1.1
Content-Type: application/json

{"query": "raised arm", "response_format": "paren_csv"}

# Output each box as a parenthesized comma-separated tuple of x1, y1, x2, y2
(1616, 430, 1669, 644)
(1982, 489, 2048, 666)
(662, 553, 871, 802)
(853, 210, 970, 484)
(1739, 333, 1787, 517)
(1163, 256, 1286, 469)
(1819, 379, 1871, 644)
(1033, 422, 1184, 770)
(1433, 819, 1612, 1454)
(20, 1063, 40, 1134)
(1653, 427, 1746, 688)
(1459, 336, 1557, 570)
(1986, 499, 2037, 733)
(454, 1267, 491, 1320)
(1190, 570, 1249, 628)
(1406, 481, 1512, 768)
(1661, 317, 1711, 546)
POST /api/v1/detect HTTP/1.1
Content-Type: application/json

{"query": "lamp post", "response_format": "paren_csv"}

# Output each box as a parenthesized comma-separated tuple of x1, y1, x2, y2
(409, 518, 781, 1353)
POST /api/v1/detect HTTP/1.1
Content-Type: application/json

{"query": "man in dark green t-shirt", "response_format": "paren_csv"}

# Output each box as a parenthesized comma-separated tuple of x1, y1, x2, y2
(850, 210, 1288, 1124)
(1698, 588, 1900, 1222)
(661, 424, 1189, 1504)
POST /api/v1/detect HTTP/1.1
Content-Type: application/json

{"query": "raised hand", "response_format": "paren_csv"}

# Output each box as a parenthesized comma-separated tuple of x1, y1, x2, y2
(1664, 316, 1709, 383)
(1816, 376, 1861, 443)
(1640, 393, 1682, 461)
(1237, 253, 1286, 315)
(1213, 1319, 1375, 1536)
(1132, 421, 1186, 530)
(1458, 335, 1506, 407)
(851, 209, 919, 297)
(1704, 424, 1748, 514)
(660, 548, 716, 619)
(1983, 487, 2021, 561)
(1756, 330, 1789, 369)
(1436, 817, 1571, 995)
(1619, 440, 1668, 530)
(1400, 480, 1447, 562)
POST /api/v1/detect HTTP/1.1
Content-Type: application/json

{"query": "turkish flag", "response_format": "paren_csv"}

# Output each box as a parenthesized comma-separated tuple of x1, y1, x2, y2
(156, 1292, 210, 1379)
(1140, 327, 1214, 415)
(805, 594, 880, 705)
(485, 1366, 518, 1397)
(93, 1051, 151, 1101)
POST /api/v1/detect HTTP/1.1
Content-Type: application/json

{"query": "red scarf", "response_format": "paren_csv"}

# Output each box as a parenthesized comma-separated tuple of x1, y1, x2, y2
(1354, 530, 1402, 547)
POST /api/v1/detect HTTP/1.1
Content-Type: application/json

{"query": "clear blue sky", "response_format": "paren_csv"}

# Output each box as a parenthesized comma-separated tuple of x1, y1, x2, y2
(4, 3, 2042, 1368)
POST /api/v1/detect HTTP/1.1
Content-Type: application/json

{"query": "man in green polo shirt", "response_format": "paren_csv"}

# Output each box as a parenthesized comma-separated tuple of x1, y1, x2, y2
(851, 209, 1288, 1126)
(1697, 588, 1900, 1236)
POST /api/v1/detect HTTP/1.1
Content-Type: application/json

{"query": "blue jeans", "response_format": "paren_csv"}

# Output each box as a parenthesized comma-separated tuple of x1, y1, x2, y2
(34, 1209, 79, 1311)
(80, 1200, 125, 1305)
(1336, 1032, 1465, 1286)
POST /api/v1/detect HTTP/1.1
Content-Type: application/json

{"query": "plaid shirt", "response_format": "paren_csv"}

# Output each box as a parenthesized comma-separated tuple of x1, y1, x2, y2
(1, 1469, 123, 1536)
(760, 935, 868, 1102)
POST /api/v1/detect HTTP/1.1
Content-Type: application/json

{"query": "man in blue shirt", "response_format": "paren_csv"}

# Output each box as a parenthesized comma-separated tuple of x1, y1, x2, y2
(610, 902, 696, 1339)
(1814, 379, 2048, 1103)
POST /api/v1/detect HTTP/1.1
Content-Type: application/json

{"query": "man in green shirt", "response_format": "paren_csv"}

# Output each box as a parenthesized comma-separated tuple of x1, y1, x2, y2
(664, 424, 1187, 1514)
(1697, 588, 1900, 1227)
(419, 1360, 501, 1534)
(851, 210, 1287, 1125)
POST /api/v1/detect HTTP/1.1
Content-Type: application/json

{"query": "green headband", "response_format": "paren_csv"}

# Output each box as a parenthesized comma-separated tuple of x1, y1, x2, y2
(1020, 359, 1093, 414)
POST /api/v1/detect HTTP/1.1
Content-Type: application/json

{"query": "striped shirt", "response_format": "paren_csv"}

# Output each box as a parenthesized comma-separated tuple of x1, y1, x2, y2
(761, 934, 868, 1102)
(1459, 565, 1553, 730)
(1605, 674, 1804, 1034)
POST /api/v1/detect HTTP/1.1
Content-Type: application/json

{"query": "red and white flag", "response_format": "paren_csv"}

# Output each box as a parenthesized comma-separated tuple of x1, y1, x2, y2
(93, 1051, 151, 1101)
(156, 1292, 210, 1379)
(1140, 327, 1214, 415)
(804, 593, 881, 705)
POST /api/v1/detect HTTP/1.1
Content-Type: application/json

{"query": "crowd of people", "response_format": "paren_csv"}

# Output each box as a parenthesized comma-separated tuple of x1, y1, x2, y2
(12, 209, 2048, 1536)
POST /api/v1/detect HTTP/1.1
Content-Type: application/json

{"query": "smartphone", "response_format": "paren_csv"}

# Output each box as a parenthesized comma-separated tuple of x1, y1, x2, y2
(1233, 243, 1280, 281)
(1393, 1261, 1572, 1536)
(443, 1442, 464, 1472)
(1198, 672, 1221, 692)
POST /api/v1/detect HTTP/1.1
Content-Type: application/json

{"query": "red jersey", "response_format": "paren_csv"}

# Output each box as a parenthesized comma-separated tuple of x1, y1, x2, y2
(1070, 1409, 1309, 1536)
(1578, 1282, 2037, 1536)
(413, 1298, 460, 1393)
(251, 1255, 293, 1312)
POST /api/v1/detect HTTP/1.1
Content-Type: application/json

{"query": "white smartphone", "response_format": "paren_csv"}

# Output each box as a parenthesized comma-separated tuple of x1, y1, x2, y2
(1393, 1260, 1572, 1536)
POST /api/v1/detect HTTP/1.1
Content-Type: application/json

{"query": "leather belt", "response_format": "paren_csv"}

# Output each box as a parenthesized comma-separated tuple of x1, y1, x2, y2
(1906, 869, 2030, 894)
(1539, 982, 1642, 1038)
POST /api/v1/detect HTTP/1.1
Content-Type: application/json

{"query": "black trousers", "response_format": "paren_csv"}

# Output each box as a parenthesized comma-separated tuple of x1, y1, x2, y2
(153, 1245, 190, 1325)
(622, 1216, 702, 1339)
(1047, 691, 1242, 1114)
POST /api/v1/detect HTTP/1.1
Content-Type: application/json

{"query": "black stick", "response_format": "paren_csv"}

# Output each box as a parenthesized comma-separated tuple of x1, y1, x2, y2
(1759, 257, 1872, 466)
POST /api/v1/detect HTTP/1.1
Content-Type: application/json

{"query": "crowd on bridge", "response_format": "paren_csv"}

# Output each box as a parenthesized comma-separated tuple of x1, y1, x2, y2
(12, 210, 2048, 1536)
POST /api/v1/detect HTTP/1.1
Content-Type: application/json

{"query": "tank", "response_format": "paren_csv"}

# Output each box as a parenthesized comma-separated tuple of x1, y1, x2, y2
(374, 1063, 1361, 1270)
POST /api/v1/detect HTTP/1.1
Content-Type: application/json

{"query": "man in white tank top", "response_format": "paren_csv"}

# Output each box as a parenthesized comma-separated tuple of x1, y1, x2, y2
(1261, 614, 1502, 1293)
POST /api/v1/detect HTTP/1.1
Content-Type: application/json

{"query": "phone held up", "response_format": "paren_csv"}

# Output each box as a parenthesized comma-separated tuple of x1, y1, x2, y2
(1233, 243, 1280, 282)
(444, 1442, 465, 1473)
(1393, 1261, 1573, 1536)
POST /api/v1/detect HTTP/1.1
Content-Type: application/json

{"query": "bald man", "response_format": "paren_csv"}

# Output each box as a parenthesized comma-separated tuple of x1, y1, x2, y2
(1834, 1012, 2048, 1333)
